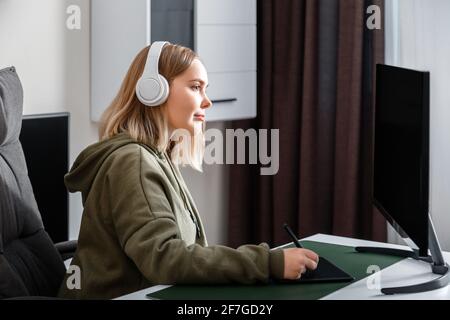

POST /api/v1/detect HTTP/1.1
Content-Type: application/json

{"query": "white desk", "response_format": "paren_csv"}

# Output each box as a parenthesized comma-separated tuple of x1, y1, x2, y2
(116, 234, 450, 300)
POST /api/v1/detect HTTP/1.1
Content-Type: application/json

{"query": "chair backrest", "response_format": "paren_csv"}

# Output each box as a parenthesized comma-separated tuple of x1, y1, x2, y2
(0, 66, 65, 298)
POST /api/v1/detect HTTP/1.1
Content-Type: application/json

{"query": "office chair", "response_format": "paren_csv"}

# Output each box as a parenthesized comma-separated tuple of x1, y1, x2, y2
(0, 66, 77, 299)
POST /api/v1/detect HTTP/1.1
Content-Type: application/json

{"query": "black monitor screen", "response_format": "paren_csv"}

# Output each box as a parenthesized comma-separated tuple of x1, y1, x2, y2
(19, 113, 69, 243)
(374, 64, 429, 256)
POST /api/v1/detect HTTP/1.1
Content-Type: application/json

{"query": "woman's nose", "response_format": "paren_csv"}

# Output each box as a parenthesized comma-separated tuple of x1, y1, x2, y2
(201, 95, 212, 109)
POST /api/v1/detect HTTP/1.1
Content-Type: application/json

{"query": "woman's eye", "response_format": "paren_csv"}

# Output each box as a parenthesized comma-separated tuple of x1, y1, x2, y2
(191, 85, 201, 91)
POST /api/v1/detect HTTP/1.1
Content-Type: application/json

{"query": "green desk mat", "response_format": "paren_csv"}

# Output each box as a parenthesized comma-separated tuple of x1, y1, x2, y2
(148, 240, 404, 300)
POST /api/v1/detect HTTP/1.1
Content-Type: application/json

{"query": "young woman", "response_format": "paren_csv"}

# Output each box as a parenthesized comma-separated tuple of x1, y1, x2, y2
(58, 42, 319, 299)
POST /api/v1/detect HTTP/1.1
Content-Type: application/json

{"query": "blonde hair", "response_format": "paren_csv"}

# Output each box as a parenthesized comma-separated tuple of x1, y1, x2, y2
(99, 43, 205, 171)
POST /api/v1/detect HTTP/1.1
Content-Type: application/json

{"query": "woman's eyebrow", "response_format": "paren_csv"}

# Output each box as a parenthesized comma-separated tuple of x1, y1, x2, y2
(189, 79, 209, 87)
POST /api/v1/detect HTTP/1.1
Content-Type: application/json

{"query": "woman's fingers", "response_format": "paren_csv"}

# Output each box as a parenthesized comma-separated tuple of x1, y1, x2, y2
(282, 248, 321, 280)
(302, 249, 320, 263)
(304, 257, 318, 271)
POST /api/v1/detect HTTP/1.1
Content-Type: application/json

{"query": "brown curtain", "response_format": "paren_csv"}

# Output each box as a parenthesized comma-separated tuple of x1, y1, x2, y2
(227, 0, 386, 248)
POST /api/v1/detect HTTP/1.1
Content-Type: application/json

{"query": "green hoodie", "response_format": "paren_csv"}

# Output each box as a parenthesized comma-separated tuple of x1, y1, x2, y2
(58, 133, 284, 299)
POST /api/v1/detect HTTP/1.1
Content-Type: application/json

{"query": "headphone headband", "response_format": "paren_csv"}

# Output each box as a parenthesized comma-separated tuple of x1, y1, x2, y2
(141, 41, 169, 79)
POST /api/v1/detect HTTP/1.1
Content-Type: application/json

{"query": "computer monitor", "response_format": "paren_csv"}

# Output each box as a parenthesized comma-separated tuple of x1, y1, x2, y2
(355, 64, 448, 294)
(19, 112, 69, 243)
(373, 64, 429, 256)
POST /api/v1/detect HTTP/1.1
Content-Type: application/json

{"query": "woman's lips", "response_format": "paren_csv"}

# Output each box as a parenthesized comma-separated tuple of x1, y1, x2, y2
(194, 114, 205, 121)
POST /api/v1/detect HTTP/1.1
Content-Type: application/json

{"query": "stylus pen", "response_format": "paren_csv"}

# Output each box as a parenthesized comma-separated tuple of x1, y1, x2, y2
(283, 223, 303, 248)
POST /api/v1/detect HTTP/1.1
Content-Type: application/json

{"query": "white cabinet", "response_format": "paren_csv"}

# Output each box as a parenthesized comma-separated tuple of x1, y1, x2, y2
(90, 0, 257, 122)
(206, 72, 257, 121)
(196, 26, 257, 72)
(196, 0, 256, 25)
(195, 0, 257, 121)
(90, 0, 148, 122)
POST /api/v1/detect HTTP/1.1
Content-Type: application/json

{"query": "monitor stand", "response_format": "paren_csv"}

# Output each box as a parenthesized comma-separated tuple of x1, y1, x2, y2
(355, 216, 449, 294)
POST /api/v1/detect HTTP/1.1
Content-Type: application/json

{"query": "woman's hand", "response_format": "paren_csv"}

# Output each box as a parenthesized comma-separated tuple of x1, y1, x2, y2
(282, 248, 319, 279)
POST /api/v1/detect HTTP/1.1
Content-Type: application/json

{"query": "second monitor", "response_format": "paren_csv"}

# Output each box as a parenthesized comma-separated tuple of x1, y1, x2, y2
(355, 64, 448, 294)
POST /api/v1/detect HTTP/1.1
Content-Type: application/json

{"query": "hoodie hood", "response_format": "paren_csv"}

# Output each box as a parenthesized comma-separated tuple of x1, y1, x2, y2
(65, 133, 161, 204)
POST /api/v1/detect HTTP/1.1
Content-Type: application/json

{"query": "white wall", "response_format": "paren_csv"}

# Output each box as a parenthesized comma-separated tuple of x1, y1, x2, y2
(385, 0, 450, 250)
(0, 0, 228, 245)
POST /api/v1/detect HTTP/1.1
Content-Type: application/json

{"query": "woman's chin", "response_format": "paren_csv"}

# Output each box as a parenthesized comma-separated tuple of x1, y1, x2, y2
(171, 121, 203, 137)
(185, 120, 203, 135)
(193, 120, 204, 135)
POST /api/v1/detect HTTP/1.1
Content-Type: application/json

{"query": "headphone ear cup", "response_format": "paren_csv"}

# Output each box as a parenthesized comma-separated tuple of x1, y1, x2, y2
(136, 76, 159, 106)
(135, 75, 169, 107)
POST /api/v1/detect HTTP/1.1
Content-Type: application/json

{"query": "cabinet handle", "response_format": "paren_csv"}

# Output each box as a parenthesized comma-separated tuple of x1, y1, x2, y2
(211, 98, 238, 104)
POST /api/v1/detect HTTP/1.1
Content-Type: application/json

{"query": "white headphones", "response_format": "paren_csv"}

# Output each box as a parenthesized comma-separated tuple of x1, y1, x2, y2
(135, 41, 170, 107)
